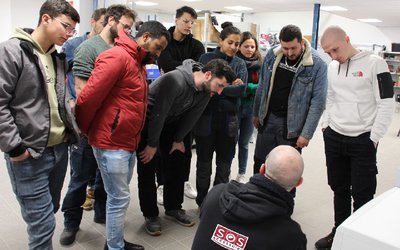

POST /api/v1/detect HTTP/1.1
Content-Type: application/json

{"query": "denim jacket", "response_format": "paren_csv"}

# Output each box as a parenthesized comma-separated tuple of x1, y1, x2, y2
(62, 33, 88, 100)
(253, 40, 327, 140)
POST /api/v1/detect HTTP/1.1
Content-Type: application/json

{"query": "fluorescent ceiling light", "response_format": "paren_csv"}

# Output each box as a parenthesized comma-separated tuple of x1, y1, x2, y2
(320, 5, 348, 11)
(182, 0, 202, 2)
(224, 6, 253, 11)
(357, 18, 382, 23)
(135, 1, 158, 6)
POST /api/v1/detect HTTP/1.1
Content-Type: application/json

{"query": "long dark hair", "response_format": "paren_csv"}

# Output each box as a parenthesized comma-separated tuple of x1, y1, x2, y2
(237, 31, 262, 61)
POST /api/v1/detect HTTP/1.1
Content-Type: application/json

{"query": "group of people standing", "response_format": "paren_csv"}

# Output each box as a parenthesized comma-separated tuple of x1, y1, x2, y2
(0, 0, 395, 250)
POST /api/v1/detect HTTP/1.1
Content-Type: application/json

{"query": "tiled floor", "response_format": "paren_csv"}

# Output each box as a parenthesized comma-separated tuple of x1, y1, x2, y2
(1, 113, 399, 250)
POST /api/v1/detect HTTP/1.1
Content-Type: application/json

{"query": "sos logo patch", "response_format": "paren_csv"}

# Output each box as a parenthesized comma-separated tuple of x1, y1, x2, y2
(211, 224, 248, 250)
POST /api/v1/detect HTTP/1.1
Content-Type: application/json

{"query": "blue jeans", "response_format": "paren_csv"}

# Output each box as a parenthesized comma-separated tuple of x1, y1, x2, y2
(92, 147, 135, 250)
(5, 142, 68, 250)
(61, 138, 106, 229)
(237, 105, 254, 175)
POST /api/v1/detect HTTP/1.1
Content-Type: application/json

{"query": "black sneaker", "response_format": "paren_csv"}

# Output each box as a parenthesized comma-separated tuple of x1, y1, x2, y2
(59, 227, 79, 246)
(315, 230, 335, 249)
(165, 209, 195, 227)
(144, 216, 161, 236)
(104, 239, 144, 250)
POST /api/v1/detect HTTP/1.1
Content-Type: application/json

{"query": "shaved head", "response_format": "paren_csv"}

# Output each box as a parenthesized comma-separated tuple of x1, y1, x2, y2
(320, 25, 357, 64)
(320, 25, 347, 45)
(264, 145, 304, 191)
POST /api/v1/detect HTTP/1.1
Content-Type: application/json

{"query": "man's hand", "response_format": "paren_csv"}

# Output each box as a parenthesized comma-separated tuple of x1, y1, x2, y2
(296, 136, 309, 149)
(75, 76, 87, 98)
(10, 150, 30, 162)
(138, 145, 157, 164)
(253, 117, 260, 129)
(232, 78, 244, 85)
(169, 141, 185, 154)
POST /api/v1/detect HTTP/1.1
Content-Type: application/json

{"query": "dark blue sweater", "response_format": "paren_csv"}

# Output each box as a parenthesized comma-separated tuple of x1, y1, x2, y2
(199, 48, 247, 113)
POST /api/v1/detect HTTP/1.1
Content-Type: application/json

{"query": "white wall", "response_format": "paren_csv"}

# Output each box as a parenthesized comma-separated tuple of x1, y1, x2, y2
(319, 12, 392, 51)
(76, 0, 94, 35)
(246, 10, 393, 51)
(0, 0, 12, 42)
(378, 27, 400, 49)
(247, 11, 312, 36)
(0, 0, 90, 42)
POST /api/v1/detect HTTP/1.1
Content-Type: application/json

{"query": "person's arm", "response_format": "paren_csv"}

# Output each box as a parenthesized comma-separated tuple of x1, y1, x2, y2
(139, 75, 181, 163)
(75, 76, 88, 98)
(0, 44, 28, 159)
(370, 58, 395, 144)
(221, 60, 248, 97)
(253, 56, 269, 129)
(299, 59, 328, 140)
(320, 63, 334, 130)
(62, 40, 75, 72)
(76, 50, 123, 136)
(173, 94, 210, 143)
(246, 82, 258, 95)
(146, 74, 181, 148)
(191, 39, 206, 61)
(72, 43, 96, 97)
(157, 49, 183, 73)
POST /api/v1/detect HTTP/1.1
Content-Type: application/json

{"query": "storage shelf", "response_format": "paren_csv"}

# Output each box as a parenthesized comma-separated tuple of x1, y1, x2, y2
(386, 59, 400, 63)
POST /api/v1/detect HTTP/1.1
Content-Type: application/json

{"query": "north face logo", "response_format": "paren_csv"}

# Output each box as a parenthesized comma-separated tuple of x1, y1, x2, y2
(352, 71, 363, 77)
(211, 224, 249, 250)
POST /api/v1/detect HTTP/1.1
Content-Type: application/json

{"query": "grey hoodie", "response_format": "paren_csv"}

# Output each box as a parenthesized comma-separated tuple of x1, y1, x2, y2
(146, 59, 210, 147)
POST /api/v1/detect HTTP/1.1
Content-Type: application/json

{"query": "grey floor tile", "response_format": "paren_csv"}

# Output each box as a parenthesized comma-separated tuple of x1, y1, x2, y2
(0, 114, 399, 249)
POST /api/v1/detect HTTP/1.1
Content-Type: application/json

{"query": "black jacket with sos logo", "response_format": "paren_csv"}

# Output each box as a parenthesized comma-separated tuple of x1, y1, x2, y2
(192, 174, 306, 250)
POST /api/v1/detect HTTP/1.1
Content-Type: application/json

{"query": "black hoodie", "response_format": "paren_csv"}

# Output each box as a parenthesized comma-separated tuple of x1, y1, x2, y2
(146, 59, 210, 147)
(157, 26, 205, 73)
(192, 174, 307, 250)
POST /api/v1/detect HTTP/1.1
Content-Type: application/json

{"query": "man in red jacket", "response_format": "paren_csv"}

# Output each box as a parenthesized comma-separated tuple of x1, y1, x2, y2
(76, 21, 169, 250)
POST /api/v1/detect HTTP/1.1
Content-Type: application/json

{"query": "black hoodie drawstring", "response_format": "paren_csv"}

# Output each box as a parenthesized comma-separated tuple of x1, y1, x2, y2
(337, 58, 351, 77)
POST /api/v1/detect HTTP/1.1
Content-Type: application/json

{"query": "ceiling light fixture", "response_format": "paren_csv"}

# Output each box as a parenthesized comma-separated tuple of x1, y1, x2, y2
(320, 6, 348, 11)
(135, 1, 158, 6)
(182, 0, 202, 2)
(224, 6, 253, 11)
(357, 18, 382, 23)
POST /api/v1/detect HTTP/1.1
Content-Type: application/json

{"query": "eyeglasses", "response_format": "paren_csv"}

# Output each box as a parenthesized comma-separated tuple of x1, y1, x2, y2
(119, 21, 132, 33)
(54, 18, 76, 35)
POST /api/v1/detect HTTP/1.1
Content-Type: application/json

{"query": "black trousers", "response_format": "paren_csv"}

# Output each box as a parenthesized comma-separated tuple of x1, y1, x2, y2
(323, 126, 377, 227)
(195, 111, 237, 206)
(137, 120, 191, 217)
(253, 113, 299, 174)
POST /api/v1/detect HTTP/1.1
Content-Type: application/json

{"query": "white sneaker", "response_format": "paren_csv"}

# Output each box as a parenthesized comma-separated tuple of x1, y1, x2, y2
(157, 185, 164, 205)
(235, 174, 246, 184)
(184, 182, 197, 199)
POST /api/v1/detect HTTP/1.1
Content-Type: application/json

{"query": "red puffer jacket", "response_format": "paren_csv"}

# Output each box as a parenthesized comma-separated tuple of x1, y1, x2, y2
(76, 30, 148, 152)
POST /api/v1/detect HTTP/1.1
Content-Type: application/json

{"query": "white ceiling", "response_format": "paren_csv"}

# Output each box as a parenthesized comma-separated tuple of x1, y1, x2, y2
(129, 0, 400, 28)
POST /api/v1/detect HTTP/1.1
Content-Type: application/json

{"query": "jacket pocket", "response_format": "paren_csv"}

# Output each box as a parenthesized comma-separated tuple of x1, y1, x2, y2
(111, 109, 120, 134)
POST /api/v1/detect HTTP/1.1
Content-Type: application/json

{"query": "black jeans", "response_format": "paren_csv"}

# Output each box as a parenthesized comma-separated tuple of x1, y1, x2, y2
(195, 111, 237, 206)
(323, 126, 377, 227)
(61, 138, 106, 229)
(137, 120, 191, 217)
(253, 113, 299, 174)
